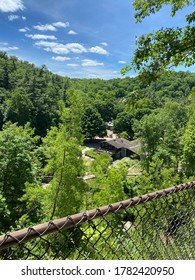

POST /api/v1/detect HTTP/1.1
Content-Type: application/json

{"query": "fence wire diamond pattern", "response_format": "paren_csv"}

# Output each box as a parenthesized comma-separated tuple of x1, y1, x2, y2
(0, 181, 194, 260)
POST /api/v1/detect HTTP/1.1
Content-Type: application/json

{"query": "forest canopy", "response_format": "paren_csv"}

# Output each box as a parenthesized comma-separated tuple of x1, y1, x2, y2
(0, 51, 195, 236)
(0, 0, 194, 261)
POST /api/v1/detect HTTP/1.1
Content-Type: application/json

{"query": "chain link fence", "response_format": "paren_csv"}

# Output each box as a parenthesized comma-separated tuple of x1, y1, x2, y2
(0, 181, 194, 260)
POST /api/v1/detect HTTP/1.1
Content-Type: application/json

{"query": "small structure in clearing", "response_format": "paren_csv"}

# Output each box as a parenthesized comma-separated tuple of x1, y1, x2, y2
(100, 137, 141, 160)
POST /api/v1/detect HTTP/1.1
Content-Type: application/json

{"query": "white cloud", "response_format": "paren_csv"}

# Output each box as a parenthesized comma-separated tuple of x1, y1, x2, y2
(68, 30, 77, 35)
(33, 22, 69, 32)
(64, 43, 87, 53)
(52, 56, 71, 61)
(19, 27, 29, 32)
(0, 0, 24, 12)
(33, 24, 57, 32)
(56, 68, 121, 80)
(0, 42, 8, 46)
(26, 34, 57, 40)
(53, 21, 69, 28)
(0, 45, 19, 51)
(9, 46, 19, 50)
(100, 42, 108, 46)
(35, 41, 88, 54)
(34, 40, 109, 57)
(56, 43, 87, 54)
(118, 60, 126, 64)
(8, 14, 26, 21)
(67, 64, 79, 67)
(81, 69, 120, 79)
(35, 41, 57, 48)
(82, 59, 104, 67)
(89, 46, 108, 55)
(8, 14, 19, 21)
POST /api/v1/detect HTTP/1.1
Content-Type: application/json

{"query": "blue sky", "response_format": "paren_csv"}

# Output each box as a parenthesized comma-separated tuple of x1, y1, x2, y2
(0, 0, 194, 79)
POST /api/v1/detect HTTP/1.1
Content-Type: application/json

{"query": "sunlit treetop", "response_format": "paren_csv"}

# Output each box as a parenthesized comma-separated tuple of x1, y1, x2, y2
(133, 0, 193, 21)
(122, 0, 195, 82)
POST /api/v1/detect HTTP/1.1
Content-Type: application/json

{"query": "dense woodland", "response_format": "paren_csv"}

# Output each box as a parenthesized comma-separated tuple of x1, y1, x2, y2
(0, 51, 195, 237)
(0, 0, 194, 261)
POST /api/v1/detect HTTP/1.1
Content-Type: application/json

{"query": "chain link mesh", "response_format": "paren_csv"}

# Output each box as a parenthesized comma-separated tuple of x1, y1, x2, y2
(0, 182, 194, 260)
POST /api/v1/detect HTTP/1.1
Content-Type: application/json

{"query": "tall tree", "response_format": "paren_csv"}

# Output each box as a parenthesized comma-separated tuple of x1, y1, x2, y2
(181, 89, 195, 175)
(42, 93, 86, 219)
(181, 123, 195, 176)
(81, 106, 107, 139)
(4, 87, 33, 126)
(134, 101, 187, 170)
(88, 153, 128, 208)
(0, 123, 40, 231)
(113, 111, 134, 139)
(43, 124, 86, 219)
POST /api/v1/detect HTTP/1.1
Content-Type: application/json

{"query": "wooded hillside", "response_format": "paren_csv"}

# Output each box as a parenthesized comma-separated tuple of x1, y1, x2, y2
(0, 51, 195, 235)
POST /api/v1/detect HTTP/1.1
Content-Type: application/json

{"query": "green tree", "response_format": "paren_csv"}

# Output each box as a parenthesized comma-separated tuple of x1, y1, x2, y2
(0, 88, 9, 129)
(4, 87, 33, 126)
(134, 112, 165, 165)
(127, 155, 183, 197)
(0, 53, 10, 89)
(42, 124, 86, 219)
(181, 123, 195, 176)
(81, 106, 107, 139)
(41, 94, 87, 219)
(87, 153, 128, 208)
(122, 0, 195, 81)
(0, 123, 40, 231)
(134, 101, 187, 170)
(20, 91, 86, 230)
(30, 80, 60, 137)
(113, 111, 134, 139)
(93, 90, 117, 122)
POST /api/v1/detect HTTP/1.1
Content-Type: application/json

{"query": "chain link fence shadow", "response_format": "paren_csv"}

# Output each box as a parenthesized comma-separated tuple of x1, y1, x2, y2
(0, 181, 194, 260)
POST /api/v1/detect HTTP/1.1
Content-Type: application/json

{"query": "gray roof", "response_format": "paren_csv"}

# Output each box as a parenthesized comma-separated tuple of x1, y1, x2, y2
(105, 138, 141, 154)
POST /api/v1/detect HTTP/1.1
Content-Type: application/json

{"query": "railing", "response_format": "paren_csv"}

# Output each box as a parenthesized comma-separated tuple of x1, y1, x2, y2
(0, 181, 194, 260)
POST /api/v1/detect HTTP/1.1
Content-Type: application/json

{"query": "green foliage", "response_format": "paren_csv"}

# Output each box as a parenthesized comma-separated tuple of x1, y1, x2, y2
(0, 50, 194, 261)
(86, 153, 128, 208)
(0, 123, 40, 231)
(113, 111, 134, 139)
(127, 156, 183, 197)
(0, 193, 10, 234)
(93, 90, 117, 122)
(123, 0, 194, 82)
(120, 131, 129, 139)
(134, 101, 187, 171)
(81, 106, 107, 139)
(134, 112, 166, 163)
(91, 153, 113, 174)
(40, 98, 87, 219)
(84, 148, 99, 159)
(0, 52, 67, 136)
(133, 0, 193, 21)
(19, 183, 46, 227)
(4, 87, 33, 125)
(43, 124, 86, 219)
(60, 89, 85, 142)
(181, 124, 195, 176)
(187, 89, 195, 124)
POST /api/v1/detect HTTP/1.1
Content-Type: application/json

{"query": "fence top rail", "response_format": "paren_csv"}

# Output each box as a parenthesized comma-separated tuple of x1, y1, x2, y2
(0, 181, 194, 250)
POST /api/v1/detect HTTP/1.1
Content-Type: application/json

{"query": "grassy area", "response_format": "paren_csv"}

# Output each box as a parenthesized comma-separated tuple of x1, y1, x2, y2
(113, 158, 141, 173)
(85, 148, 99, 159)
